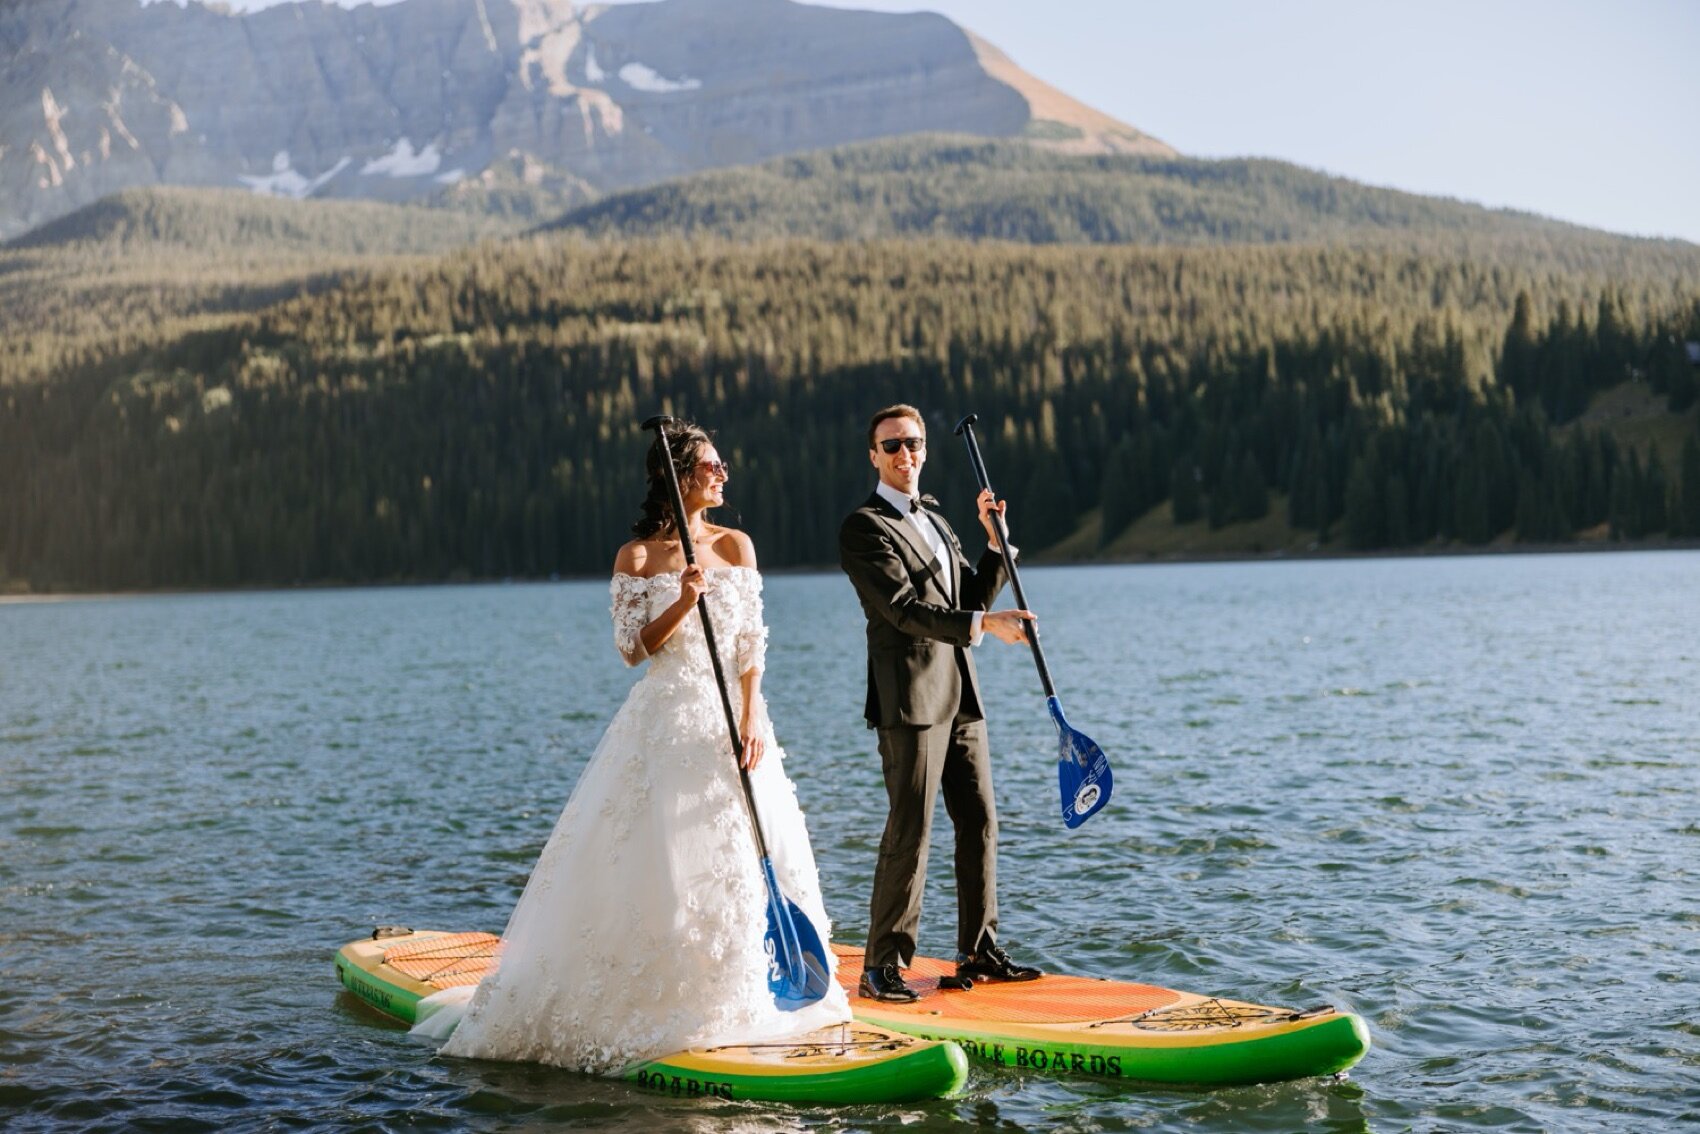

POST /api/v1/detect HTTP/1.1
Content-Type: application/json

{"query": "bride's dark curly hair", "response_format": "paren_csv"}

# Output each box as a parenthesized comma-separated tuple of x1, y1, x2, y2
(631, 421, 715, 538)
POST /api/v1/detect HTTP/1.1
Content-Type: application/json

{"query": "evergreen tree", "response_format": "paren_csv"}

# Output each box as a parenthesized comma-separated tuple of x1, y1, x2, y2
(1208, 453, 1238, 530)
(1642, 449, 1669, 534)
(1019, 449, 1078, 551)
(1171, 458, 1203, 525)
(1384, 472, 1410, 546)
(1500, 290, 1537, 403)
(1344, 456, 1382, 549)
(1237, 452, 1270, 523)
(1454, 452, 1494, 545)
(1098, 436, 1141, 546)
(1679, 434, 1700, 537)
(1609, 450, 1643, 540)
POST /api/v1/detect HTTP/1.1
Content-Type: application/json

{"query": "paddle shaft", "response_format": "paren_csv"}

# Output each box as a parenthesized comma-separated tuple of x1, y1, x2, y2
(643, 416, 773, 861)
(954, 416, 1057, 700)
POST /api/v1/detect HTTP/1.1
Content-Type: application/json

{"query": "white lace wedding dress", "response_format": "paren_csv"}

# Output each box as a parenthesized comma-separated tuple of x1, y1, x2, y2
(413, 566, 851, 1073)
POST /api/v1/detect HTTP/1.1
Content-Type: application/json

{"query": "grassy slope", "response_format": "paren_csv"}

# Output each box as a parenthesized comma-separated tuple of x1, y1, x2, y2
(1039, 496, 1317, 564)
(1568, 380, 1700, 469)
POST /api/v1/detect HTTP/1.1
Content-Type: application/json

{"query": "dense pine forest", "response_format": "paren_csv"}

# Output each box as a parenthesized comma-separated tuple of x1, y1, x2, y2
(3, 229, 1698, 591)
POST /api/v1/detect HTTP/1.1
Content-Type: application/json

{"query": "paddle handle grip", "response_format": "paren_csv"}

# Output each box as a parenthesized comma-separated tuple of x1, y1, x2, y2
(953, 415, 1057, 700)
(643, 416, 772, 861)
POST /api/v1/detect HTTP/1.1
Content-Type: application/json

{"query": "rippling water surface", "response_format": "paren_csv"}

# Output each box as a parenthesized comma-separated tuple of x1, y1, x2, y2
(3, 552, 1696, 1132)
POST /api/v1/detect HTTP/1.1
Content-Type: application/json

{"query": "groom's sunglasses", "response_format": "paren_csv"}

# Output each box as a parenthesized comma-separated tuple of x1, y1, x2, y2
(877, 437, 926, 454)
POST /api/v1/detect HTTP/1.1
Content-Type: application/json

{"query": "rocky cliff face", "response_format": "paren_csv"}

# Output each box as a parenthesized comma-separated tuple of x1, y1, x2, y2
(0, 0, 1173, 239)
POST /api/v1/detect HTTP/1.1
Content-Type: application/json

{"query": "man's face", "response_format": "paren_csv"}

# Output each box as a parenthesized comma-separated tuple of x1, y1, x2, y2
(870, 416, 926, 496)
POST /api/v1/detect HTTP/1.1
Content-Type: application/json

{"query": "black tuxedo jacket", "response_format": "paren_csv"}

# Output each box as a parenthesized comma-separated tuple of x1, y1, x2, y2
(839, 491, 1011, 729)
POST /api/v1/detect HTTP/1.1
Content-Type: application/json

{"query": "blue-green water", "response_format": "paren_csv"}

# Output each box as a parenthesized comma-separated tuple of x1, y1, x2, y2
(2, 552, 1696, 1132)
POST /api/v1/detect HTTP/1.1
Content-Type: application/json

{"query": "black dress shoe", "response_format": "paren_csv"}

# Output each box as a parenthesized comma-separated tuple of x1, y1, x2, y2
(858, 964, 920, 1002)
(957, 944, 1043, 983)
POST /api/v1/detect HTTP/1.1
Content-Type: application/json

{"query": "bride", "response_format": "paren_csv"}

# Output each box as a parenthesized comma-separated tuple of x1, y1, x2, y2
(416, 422, 851, 1071)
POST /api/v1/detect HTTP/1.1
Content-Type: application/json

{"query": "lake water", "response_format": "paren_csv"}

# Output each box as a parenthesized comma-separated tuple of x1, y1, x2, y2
(2, 552, 1696, 1132)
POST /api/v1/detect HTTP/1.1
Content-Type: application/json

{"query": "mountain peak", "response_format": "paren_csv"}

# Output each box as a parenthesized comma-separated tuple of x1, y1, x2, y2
(965, 32, 1173, 157)
(2, 0, 1171, 238)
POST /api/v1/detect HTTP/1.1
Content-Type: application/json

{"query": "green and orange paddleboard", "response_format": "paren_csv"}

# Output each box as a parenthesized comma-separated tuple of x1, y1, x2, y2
(334, 929, 967, 1104)
(834, 946, 1369, 1086)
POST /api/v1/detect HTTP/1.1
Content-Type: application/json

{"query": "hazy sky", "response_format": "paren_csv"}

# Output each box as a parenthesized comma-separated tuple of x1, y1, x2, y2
(205, 0, 1700, 243)
(792, 0, 1700, 244)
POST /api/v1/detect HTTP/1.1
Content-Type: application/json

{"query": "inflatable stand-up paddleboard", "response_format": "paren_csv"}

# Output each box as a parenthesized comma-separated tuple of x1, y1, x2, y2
(835, 946, 1368, 1086)
(334, 929, 967, 1104)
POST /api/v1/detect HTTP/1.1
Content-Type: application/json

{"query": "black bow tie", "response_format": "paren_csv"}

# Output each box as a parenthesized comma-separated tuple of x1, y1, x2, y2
(910, 494, 940, 513)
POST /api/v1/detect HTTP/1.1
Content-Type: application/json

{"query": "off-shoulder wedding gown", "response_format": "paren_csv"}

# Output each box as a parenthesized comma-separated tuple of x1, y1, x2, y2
(415, 567, 850, 1072)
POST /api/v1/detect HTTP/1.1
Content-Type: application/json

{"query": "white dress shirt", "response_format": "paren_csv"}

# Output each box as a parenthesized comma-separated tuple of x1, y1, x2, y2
(874, 481, 987, 645)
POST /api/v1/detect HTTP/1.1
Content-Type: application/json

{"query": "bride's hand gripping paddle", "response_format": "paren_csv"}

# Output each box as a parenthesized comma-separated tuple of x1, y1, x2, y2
(641, 415, 831, 1009)
(953, 414, 1113, 829)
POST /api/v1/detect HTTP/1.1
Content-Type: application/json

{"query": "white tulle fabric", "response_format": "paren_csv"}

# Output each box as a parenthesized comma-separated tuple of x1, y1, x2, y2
(415, 567, 849, 1073)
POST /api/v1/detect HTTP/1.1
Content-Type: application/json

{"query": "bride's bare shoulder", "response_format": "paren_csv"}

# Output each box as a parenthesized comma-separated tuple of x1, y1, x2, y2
(707, 526, 757, 568)
(613, 539, 657, 578)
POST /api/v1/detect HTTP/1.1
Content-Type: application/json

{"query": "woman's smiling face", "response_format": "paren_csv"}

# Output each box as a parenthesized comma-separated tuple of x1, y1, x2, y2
(687, 444, 728, 509)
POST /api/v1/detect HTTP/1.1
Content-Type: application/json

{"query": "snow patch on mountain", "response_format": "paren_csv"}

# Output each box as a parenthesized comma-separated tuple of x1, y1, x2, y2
(361, 138, 442, 178)
(617, 61, 700, 93)
(237, 151, 350, 197)
(139, 0, 412, 9)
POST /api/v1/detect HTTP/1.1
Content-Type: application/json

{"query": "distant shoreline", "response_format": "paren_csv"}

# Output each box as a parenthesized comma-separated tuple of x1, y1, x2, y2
(1034, 535, 1700, 568)
(4, 538, 1698, 604)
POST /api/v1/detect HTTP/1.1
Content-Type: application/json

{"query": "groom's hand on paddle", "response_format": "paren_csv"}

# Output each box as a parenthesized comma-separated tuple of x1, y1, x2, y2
(983, 609, 1035, 644)
(976, 488, 1009, 548)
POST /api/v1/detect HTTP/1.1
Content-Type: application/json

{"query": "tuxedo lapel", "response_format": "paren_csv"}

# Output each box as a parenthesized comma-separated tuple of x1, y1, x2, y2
(867, 493, 951, 603)
(919, 508, 961, 604)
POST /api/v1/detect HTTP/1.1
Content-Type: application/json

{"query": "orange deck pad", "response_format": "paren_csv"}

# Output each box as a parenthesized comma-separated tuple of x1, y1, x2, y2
(382, 931, 501, 989)
(832, 945, 1183, 1024)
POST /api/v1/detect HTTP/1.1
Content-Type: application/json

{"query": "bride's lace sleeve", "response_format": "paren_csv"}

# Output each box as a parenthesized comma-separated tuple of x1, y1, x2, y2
(610, 574, 650, 667)
(735, 573, 768, 676)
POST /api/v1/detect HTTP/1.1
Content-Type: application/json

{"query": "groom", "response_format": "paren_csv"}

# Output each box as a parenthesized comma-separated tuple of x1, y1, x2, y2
(839, 404, 1044, 1002)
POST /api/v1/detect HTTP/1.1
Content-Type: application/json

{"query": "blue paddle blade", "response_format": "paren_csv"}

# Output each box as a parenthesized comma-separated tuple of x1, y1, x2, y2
(760, 858, 833, 1009)
(1049, 696, 1112, 829)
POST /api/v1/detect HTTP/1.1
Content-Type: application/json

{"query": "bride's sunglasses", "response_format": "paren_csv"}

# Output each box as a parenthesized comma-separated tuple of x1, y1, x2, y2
(878, 437, 926, 454)
(696, 459, 731, 480)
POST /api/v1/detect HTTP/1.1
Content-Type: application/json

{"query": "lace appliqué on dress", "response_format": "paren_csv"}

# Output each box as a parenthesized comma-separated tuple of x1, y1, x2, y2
(734, 574, 769, 676)
(610, 573, 651, 666)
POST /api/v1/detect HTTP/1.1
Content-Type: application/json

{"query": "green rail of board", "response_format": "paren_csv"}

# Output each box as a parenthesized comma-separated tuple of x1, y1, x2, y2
(333, 930, 967, 1104)
(834, 946, 1369, 1086)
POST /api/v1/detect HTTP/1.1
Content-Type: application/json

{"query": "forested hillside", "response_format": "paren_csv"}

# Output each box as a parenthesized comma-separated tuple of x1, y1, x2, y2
(0, 188, 527, 388)
(543, 137, 1695, 262)
(3, 237, 1696, 591)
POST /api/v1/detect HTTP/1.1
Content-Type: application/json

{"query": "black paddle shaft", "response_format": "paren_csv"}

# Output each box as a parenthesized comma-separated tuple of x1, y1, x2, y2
(953, 414, 1057, 700)
(641, 415, 772, 860)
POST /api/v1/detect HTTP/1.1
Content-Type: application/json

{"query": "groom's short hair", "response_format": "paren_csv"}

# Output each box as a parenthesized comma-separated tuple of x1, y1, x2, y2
(867, 404, 926, 449)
